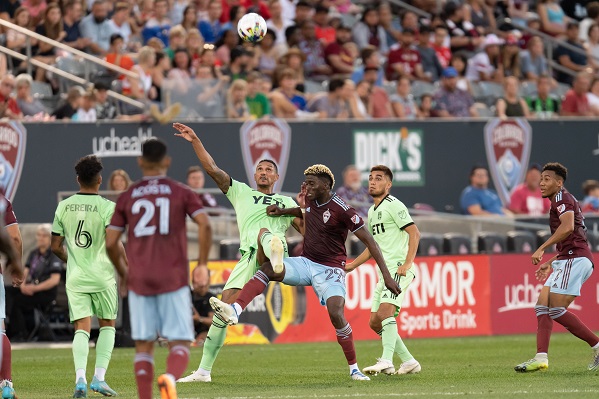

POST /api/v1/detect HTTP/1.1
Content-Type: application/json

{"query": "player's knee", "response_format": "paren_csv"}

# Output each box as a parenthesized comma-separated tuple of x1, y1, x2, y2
(257, 228, 269, 241)
(369, 319, 380, 332)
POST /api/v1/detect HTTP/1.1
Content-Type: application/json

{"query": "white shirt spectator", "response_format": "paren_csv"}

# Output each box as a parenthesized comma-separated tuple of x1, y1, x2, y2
(267, 18, 294, 46)
(108, 19, 132, 43)
(587, 91, 599, 109)
(279, 0, 296, 23)
(74, 108, 97, 122)
(465, 51, 495, 81)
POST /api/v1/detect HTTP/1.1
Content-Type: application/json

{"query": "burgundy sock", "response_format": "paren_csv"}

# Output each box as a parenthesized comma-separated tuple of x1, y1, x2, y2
(0, 334, 11, 380)
(166, 345, 190, 380)
(535, 306, 552, 354)
(335, 324, 357, 365)
(134, 353, 154, 399)
(236, 270, 269, 310)
(551, 307, 599, 347)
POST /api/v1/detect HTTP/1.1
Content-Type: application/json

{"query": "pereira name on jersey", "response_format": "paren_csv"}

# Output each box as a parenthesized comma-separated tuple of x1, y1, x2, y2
(550, 189, 593, 261)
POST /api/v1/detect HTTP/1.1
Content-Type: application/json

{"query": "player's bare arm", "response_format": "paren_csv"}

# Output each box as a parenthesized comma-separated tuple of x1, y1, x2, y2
(397, 224, 421, 276)
(345, 248, 371, 273)
(6, 224, 22, 260)
(173, 122, 231, 194)
(193, 212, 213, 267)
(0, 222, 23, 286)
(51, 235, 68, 263)
(535, 254, 557, 281)
(532, 212, 574, 265)
(105, 229, 128, 281)
(266, 204, 303, 219)
(354, 227, 401, 295)
(291, 217, 305, 236)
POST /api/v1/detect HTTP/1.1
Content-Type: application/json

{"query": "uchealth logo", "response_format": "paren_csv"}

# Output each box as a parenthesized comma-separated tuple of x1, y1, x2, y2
(484, 118, 532, 205)
(92, 127, 155, 157)
(0, 122, 26, 201)
(240, 118, 291, 192)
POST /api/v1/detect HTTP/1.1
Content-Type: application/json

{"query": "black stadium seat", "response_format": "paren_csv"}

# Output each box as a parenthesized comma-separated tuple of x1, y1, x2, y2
(587, 231, 599, 252)
(220, 239, 241, 260)
(477, 232, 507, 254)
(443, 233, 472, 255)
(506, 231, 536, 253)
(417, 233, 443, 256)
(536, 230, 555, 253)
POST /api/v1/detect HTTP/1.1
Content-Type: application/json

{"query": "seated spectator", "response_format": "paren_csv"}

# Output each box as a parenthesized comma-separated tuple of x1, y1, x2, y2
(581, 179, 599, 213)
(108, 2, 133, 46)
(33, 3, 64, 81)
(168, 48, 193, 82)
(0, 0, 22, 21)
(257, 31, 284, 78)
(165, 25, 188, 60)
(352, 6, 388, 54)
(354, 80, 371, 119)
(390, 76, 421, 119)
(526, 75, 561, 118)
(464, 0, 495, 35)
(227, 79, 251, 120)
(15, 74, 47, 118)
(298, 20, 332, 78)
(509, 163, 550, 215)
(187, 166, 219, 207)
(508, 0, 530, 28)
(386, 29, 424, 81)
(180, 4, 199, 32)
(170, 0, 188, 26)
(72, 90, 97, 122)
(221, 4, 246, 32)
(94, 82, 119, 120)
(198, 0, 223, 44)
(465, 34, 503, 82)
(585, 23, 599, 69)
(579, 2, 599, 43)
(105, 34, 135, 75)
(143, 0, 172, 46)
(561, 72, 593, 116)
(363, 66, 393, 118)
(419, 93, 433, 118)
(293, 0, 312, 26)
(520, 36, 550, 81)
(51, 85, 83, 120)
(555, 22, 589, 85)
(221, 46, 250, 81)
(313, 5, 335, 45)
(5, 223, 62, 341)
(324, 25, 354, 77)
(520, 15, 542, 48)
(191, 266, 215, 346)
(588, 77, 599, 111)
(460, 166, 508, 216)
(21, 0, 46, 26)
(416, 25, 443, 82)
(62, 0, 91, 51)
(122, 46, 157, 104)
(79, 0, 115, 55)
(266, 0, 292, 46)
(245, 72, 271, 118)
(378, 2, 401, 47)
(270, 68, 313, 118)
(538, 0, 568, 36)
(0, 75, 23, 120)
(187, 28, 205, 69)
(308, 78, 353, 119)
(433, 67, 478, 118)
(496, 76, 531, 118)
(150, 51, 172, 104)
(272, 48, 305, 89)
(6, 7, 35, 58)
(450, 52, 471, 93)
(432, 25, 451, 68)
(109, 169, 132, 192)
(444, 1, 483, 53)
(215, 29, 239, 66)
(351, 46, 384, 87)
(335, 165, 372, 218)
(244, 0, 271, 21)
(501, 34, 521, 78)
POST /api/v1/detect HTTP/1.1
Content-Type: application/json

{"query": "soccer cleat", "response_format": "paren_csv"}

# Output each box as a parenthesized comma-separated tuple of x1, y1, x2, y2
(90, 376, 118, 396)
(350, 369, 371, 381)
(270, 235, 285, 274)
(1, 380, 15, 399)
(209, 297, 238, 325)
(588, 348, 599, 371)
(157, 374, 177, 399)
(362, 359, 395, 375)
(73, 377, 87, 398)
(395, 360, 421, 375)
(514, 357, 548, 372)
(176, 370, 212, 383)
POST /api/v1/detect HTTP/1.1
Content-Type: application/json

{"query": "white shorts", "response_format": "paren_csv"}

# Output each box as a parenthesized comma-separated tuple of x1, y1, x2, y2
(128, 286, 194, 342)
(282, 257, 346, 306)
(544, 257, 593, 297)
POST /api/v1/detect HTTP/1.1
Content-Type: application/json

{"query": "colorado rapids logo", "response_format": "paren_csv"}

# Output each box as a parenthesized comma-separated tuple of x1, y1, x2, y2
(323, 209, 331, 224)
(0, 122, 26, 200)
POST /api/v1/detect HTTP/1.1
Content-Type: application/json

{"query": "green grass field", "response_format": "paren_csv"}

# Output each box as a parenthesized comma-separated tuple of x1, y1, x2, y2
(11, 333, 599, 399)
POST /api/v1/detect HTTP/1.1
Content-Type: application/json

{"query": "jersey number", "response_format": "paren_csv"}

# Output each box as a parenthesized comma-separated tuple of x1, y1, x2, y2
(75, 220, 92, 249)
(132, 198, 170, 237)
(325, 268, 345, 284)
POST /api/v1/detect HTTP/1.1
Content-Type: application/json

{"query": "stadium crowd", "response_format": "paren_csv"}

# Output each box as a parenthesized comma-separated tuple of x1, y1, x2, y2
(0, 0, 598, 121)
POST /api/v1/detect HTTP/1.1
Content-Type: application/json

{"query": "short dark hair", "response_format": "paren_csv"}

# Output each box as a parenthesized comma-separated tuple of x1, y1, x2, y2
(230, 46, 248, 63)
(470, 165, 488, 177)
(75, 155, 103, 187)
(542, 162, 568, 181)
(371, 165, 393, 181)
(328, 78, 346, 92)
(567, 21, 579, 30)
(110, 33, 123, 44)
(258, 159, 278, 172)
(360, 45, 377, 63)
(588, 2, 599, 19)
(142, 139, 167, 163)
(296, 0, 312, 9)
(187, 165, 203, 177)
(583, 179, 599, 195)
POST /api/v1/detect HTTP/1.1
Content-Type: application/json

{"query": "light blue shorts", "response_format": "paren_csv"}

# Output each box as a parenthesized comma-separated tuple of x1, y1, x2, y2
(129, 286, 194, 342)
(0, 274, 4, 319)
(544, 257, 593, 297)
(282, 257, 346, 305)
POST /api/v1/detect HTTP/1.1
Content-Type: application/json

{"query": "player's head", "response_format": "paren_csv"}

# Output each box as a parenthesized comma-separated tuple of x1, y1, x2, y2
(369, 165, 393, 198)
(304, 164, 335, 201)
(139, 139, 171, 173)
(75, 155, 103, 190)
(540, 162, 567, 198)
(254, 159, 279, 191)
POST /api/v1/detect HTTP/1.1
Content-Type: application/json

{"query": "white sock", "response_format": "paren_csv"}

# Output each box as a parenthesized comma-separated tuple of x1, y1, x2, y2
(232, 303, 242, 316)
(76, 369, 86, 383)
(592, 343, 599, 350)
(94, 367, 106, 381)
(535, 353, 548, 359)
(349, 363, 358, 373)
(198, 368, 211, 376)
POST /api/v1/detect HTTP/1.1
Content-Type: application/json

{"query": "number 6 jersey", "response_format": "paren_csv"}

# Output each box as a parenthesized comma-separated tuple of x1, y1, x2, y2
(52, 193, 116, 293)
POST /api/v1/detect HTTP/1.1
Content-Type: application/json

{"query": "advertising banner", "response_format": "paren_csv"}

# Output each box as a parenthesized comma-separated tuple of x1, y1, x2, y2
(0, 121, 26, 201)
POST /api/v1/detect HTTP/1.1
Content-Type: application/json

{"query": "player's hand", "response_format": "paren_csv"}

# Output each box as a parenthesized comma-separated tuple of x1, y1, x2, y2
(266, 204, 284, 217)
(296, 182, 307, 208)
(383, 274, 401, 296)
(10, 266, 24, 287)
(532, 248, 544, 265)
(173, 123, 199, 142)
(345, 261, 358, 273)
(20, 284, 34, 296)
(535, 262, 551, 281)
(396, 262, 412, 277)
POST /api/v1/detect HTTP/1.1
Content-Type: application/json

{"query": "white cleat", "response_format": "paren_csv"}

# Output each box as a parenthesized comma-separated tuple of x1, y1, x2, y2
(589, 348, 599, 371)
(209, 297, 239, 325)
(270, 235, 285, 274)
(176, 370, 212, 383)
(362, 358, 395, 375)
(350, 369, 371, 381)
(395, 360, 421, 375)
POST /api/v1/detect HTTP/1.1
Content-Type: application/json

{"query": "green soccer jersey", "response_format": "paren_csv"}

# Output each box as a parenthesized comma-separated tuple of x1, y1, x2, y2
(226, 179, 296, 254)
(367, 195, 414, 273)
(52, 193, 116, 293)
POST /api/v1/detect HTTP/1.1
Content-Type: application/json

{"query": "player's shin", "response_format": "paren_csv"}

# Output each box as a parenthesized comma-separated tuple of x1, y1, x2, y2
(381, 317, 398, 361)
(394, 334, 414, 363)
(550, 307, 599, 347)
(335, 323, 357, 369)
(95, 326, 116, 381)
(134, 353, 154, 399)
(198, 317, 229, 373)
(166, 345, 190, 380)
(0, 333, 10, 381)
(535, 305, 552, 355)
(235, 270, 270, 310)
(73, 330, 90, 382)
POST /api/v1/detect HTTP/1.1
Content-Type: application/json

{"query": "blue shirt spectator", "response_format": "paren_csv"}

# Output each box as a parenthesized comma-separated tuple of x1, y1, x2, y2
(433, 67, 477, 117)
(555, 22, 588, 85)
(142, 0, 171, 46)
(460, 166, 505, 215)
(79, 0, 114, 54)
(199, 0, 224, 44)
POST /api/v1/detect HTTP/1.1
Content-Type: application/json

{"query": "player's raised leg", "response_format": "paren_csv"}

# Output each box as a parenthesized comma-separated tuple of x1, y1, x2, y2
(257, 228, 285, 274)
(515, 286, 551, 372)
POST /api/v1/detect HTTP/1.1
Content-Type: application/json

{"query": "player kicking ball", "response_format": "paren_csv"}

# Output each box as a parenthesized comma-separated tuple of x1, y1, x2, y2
(345, 165, 421, 376)
(210, 164, 401, 380)
(514, 163, 599, 373)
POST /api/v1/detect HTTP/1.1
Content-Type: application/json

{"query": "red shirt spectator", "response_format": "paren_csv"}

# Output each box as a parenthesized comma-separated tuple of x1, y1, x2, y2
(561, 73, 593, 116)
(314, 5, 335, 45)
(385, 30, 422, 81)
(0, 75, 22, 119)
(242, 0, 271, 21)
(509, 164, 551, 216)
(324, 26, 354, 75)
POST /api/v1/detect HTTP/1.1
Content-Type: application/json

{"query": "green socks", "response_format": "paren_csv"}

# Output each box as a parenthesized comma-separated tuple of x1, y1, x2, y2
(381, 317, 398, 361)
(73, 330, 90, 379)
(199, 317, 228, 372)
(395, 334, 414, 363)
(95, 326, 116, 378)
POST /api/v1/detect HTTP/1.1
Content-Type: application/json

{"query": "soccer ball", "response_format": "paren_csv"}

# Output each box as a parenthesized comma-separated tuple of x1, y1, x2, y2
(237, 13, 267, 43)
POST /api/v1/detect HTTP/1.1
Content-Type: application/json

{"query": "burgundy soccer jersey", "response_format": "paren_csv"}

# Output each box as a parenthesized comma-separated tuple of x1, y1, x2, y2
(109, 176, 204, 295)
(301, 194, 365, 269)
(1, 196, 17, 227)
(549, 189, 593, 261)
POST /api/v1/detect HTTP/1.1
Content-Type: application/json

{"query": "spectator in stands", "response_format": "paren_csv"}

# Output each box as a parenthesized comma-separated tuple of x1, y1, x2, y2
(313, 5, 335, 45)
(62, 0, 90, 51)
(5, 223, 62, 341)
(191, 265, 215, 346)
(508, 0, 530, 28)
(353, 80, 371, 119)
(73, 90, 97, 122)
(216, 29, 239, 66)
(245, 72, 271, 118)
(180, 4, 198, 32)
(33, 3, 64, 81)
(94, 82, 118, 120)
(108, 2, 132, 46)
(386, 29, 424, 81)
(465, 33, 503, 82)
(432, 25, 451, 68)
(21, 0, 46, 26)
(324, 25, 354, 77)
(363, 66, 393, 118)
(6, 6, 35, 57)
(221, 46, 250, 81)
(561, 71, 593, 116)
(538, 0, 568, 36)
(465, 0, 496, 35)
(351, 46, 383, 87)
(123, 46, 157, 104)
(15, 74, 47, 118)
(284, 24, 301, 50)
(433, 67, 478, 118)
(51, 85, 82, 120)
(187, 166, 219, 207)
(444, 1, 483, 53)
(257, 31, 282, 78)
(227, 79, 251, 120)
(391, 76, 421, 119)
(293, 0, 312, 26)
(450, 52, 472, 93)
(244, 0, 271, 20)
(460, 165, 508, 216)
(336, 164, 372, 218)
(352, 6, 388, 54)
(0, 0, 22, 21)
(298, 20, 331, 79)
(80, 0, 115, 56)
(581, 179, 599, 213)
(199, 0, 223, 44)
(221, 5, 246, 32)
(308, 78, 358, 119)
(143, 0, 172, 46)
(579, 2, 599, 43)
(187, 29, 205, 69)
(496, 78, 530, 118)
(0, 74, 22, 120)
(170, 0, 188, 26)
(509, 163, 551, 216)
(416, 25, 443, 82)
(378, 2, 401, 47)
(555, 22, 589, 85)
(270, 68, 313, 118)
(585, 23, 599, 69)
(267, 0, 292, 46)
(272, 48, 305, 90)
(501, 34, 521, 78)
(526, 74, 561, 118)
(520, 36, 550, 81)
(105, 33, 135, 75)
(419, 93, 433, 118)
(587, 77, 599, 111)
(108, 169, 132, 192)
